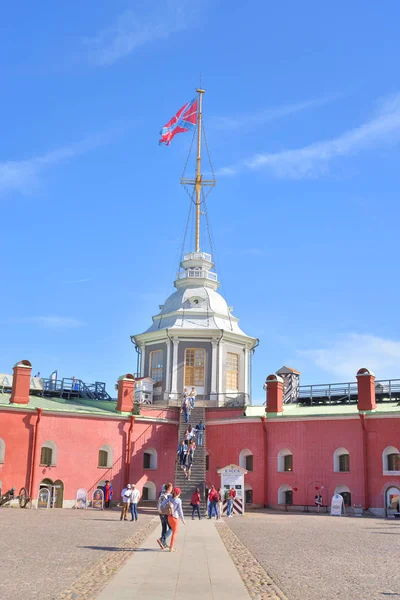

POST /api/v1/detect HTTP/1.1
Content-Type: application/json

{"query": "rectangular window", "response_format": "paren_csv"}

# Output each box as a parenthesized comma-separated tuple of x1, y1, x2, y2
(142, 487, 149, 501)
(226, 352, 239, 391)
(98, 450, 108, 468)
(143, 453, 151, 469)
(285, 490, 293, 505)
(149, 350, 163, 384)
(245, 489, 253, 504)
(388, 453, 400, 471)
(339, 454, 350, 472)
(284, 455, 293, 472)
(245, 455, 253, 472)
(205, 455, 209, 471)
(184, 349, 205, 387)
(40, 447, 52, 466)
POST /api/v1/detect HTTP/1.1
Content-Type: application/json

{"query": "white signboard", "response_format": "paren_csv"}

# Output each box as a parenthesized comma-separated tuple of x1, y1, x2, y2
(37, 487, 50, 509)
(92, 488, 104, 510)
(330, 494, 344, 516)
(76, 488, 88, 509)
(217, 464, 247, 515)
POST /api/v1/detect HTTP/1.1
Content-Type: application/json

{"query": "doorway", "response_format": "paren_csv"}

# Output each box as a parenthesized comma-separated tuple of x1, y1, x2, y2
(386, 486, 400, 514)
(40, 478, 64, 508)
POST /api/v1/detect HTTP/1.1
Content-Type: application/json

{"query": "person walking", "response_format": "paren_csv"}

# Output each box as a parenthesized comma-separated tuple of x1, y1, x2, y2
(207, 485, 218, 519)
(191, 487, 201, 520)
(103, 480, 113, 509)
(157, 482, 173, 549)
(182, 397, 191, 424)
(120, 484, 131, 521)
(189, 386, 197, 408)
(130, 484, 140, 521)
(168, 487, 186, 552)
(184, 447, 193, 481)
(178, 440, 188, 468)
(217, 488, 223, 520)
(226, 486, 236, 517)
(195, 420, 205, 446)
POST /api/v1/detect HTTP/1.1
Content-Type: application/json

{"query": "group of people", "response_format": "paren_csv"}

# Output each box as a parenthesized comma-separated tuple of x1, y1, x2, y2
(177, 420, 205, 481)
(120, 483, 141, 521)
(181, 387, 197, 423)
(207, 485, 237, 519)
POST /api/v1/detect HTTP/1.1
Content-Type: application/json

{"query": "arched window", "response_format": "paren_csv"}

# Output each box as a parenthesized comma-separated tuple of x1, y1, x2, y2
(149, 350, 163, 384)
(143, 448, 158, 470)
(386, 486, 400, 512)
(226, 353, 239, 391)
(184, 348, 205, 387)
(40, 441, 57, 466)
(0, 438, 5, 464)
(98, 444, 113, 468)
(278, 449, 293, 472)
(278, 484, 293, 505)
(142, 481, 156, 501)
(333, 448, 350, 472)
(382, 446, 400, 474)
(334, 485, 351, 507)
(239, 449, 253, 472)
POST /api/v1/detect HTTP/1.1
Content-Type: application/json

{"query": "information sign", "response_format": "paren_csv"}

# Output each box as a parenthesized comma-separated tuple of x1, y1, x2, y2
(76, 488, 88, 509)
(92, 488, 104, 510)
(330, 493, 344, 516)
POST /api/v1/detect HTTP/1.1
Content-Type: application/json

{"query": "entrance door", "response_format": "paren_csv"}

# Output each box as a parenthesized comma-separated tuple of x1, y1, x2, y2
(340, 492, 351, 507)
(53, 480, 64, 508)
(386, 487, 400, 513)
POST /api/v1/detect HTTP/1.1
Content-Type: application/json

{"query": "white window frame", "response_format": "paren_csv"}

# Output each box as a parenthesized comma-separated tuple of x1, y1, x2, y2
(226, 352, 239, 391)
(278, 448, 293, 472)
(0, 438, 5, 464)
(333, 447, 350, 473)
(40, 441, 57, 466)
(382, 446, 400, 476)
(149, 350, 164, 384)
(98, 444, 113, 468)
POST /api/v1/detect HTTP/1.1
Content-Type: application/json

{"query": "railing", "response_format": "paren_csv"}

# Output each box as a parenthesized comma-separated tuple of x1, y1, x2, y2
(183, 252, 212, 262)
(165, 392, 249, 408)
(297, 378, 400, 406)
(176, 269, 218, 281)
(42, 377, 112, 401)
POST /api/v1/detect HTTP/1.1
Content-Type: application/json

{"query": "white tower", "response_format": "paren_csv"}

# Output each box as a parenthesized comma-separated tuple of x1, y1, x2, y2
(132, 88, 257, 406)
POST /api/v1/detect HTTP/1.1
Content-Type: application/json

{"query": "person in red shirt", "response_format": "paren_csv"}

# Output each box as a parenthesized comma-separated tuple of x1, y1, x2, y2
(191, 487, 201, 520)
(227, 487, 236, 517)
(207, 485, 219, 519)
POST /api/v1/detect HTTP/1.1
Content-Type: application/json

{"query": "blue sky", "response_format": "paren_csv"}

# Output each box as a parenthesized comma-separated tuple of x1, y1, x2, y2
(2, 1, 400, 402)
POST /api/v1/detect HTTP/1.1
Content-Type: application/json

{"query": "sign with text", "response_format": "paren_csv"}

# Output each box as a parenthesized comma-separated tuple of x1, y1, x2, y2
(217, 464, 247, 515)
(330, 494, 344, 516)
(37, 487, 50, 509)
(76, 488, 88, 509)
(92, 488, 104, 510)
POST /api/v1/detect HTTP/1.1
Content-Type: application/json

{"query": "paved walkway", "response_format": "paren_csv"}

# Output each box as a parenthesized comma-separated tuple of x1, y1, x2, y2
(96, 519, 250, 600)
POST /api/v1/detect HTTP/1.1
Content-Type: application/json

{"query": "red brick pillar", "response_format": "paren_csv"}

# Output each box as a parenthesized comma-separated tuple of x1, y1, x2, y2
(356, 368, 376, 411)
(117, 374, 135, 413)
(265, 374, 284, 414)
(10, 360, 32, 404)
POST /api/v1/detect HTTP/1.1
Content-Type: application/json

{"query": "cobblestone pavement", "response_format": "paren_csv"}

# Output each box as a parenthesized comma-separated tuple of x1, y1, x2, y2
(226, 511, 400, 600)
(215, 521, 288, 600)
(0, 507, 157, 600)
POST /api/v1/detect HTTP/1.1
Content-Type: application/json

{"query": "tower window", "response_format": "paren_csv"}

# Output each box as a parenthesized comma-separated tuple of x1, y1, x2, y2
(226, 353, 239, 391)
(339, 454, 350, 472)
(184, 349, 205, 386)
(284, 455, 293, 472)
(150, 350, 163, 384)
(388, 453, 400, 471)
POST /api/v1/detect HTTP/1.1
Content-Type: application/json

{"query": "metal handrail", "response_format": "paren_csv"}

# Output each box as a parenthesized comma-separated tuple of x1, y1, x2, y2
(297, 378, 400, 405)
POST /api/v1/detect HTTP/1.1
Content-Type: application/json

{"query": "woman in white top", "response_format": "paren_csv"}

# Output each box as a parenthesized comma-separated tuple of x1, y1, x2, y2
(167, 487, 185, 552)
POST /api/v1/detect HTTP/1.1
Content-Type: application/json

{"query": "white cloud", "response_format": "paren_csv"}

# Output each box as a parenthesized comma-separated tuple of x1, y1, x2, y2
(220, 93, 400, 178)
(211, 95, 338, 131)
(299, 333, 400, 380)
(0, 132, 114, 195)
(84, 2, 194, 67)
(3, 316, 85, 328)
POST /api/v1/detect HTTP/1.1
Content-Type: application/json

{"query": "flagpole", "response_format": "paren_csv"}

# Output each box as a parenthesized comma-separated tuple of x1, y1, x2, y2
(195, 88, 205, 253)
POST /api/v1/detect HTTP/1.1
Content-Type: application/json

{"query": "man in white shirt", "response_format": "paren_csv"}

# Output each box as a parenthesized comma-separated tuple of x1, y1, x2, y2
(130, 484, 141, 521)
(120, 484, 131, 521)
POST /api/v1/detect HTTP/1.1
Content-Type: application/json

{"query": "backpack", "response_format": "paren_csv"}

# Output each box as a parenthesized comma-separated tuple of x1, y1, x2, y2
(159, 494, 174, 516)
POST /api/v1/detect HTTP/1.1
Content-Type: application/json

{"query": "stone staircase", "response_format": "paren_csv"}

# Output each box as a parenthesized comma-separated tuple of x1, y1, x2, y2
(174, 406, 207, 516)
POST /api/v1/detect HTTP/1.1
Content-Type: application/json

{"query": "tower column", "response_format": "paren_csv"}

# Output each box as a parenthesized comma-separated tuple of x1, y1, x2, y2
(165, 337, 172, 392)
(139, 343, 146, 377)
(171, 338, 179, 396)
(217, 340, 225, 405)
(211, 340, 218, 396)
(244, 346, 249, 397)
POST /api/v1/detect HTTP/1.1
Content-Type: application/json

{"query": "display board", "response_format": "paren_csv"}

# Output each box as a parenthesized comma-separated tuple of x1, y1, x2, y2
(37, 487, 50, 509)
(330, 493, 344, 516)
(76, 488, 88, 509)
(92, 488, 104, 510)
(217, 464, 247, 515)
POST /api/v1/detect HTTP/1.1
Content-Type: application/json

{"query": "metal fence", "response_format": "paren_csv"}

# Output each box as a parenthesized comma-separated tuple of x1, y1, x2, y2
(297, 378, 400, 406)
